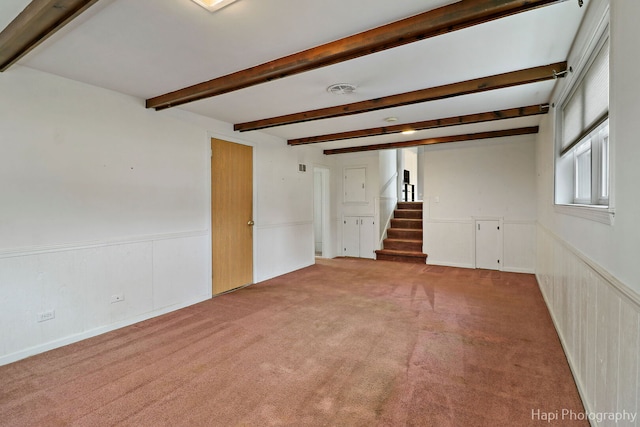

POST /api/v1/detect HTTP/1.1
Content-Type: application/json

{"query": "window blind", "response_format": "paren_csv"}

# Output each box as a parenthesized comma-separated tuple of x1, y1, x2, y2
(561, 42, 609, 154)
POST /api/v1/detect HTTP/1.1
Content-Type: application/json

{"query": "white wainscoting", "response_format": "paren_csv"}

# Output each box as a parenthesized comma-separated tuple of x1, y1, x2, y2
(0, 231, 211, 366)
(424, 218, 536, 273)
(537, 225, 639, 427)
(424, 219, 475, 268)
(254, 221, 315, 282)
(502, 220, 536, 273)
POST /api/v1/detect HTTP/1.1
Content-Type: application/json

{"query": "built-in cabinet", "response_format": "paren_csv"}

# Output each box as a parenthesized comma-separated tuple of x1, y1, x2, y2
(343, 216, 375, 259)
(343, 167, 366, 202)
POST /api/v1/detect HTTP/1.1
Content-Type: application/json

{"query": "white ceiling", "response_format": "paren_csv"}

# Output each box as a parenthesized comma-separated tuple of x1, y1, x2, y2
(3, 0, 587, 151)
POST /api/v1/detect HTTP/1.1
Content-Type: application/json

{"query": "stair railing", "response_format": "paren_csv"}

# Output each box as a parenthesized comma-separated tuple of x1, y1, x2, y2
(402, 183, 415, 202)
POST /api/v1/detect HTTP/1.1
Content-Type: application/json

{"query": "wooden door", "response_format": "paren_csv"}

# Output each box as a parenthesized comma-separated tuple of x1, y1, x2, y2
(211, 138, 253, 294)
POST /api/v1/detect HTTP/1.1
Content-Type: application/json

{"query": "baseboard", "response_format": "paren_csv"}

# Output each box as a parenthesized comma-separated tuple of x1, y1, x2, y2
(0, 294, 210, 367)
(503, 266, 535, 274)
(426, 260, 474, 269)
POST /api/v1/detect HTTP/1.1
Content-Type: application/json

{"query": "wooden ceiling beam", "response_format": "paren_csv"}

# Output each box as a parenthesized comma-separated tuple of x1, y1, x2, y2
(235, 62, 565, 132)
(323, 126, 539, 155)
(146, 0, 568, 110)
(0, 0, 100, 72)
(288, 104, 549, 145)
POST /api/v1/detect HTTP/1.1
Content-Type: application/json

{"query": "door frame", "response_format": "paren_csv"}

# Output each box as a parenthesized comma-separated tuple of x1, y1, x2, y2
(313, 165, 331, 258)
(207, 132, 257, 295)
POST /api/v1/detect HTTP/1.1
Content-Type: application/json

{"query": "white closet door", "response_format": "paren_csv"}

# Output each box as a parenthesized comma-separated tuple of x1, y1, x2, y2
(359, 217, 375, 259)
(475, 220, 500, 270)
(343, 216, 360, 257)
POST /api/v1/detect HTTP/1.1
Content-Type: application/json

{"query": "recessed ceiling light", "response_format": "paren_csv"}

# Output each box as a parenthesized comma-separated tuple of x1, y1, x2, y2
(401, 130, 416, 135)
(327, 83, 357, 95)
(191, 0, 238, 12)
(385, 117, 398, 123)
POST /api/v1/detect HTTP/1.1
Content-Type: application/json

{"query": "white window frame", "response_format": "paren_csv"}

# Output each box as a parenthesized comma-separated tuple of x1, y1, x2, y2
(572, 118, 609, 205)
(554, 10, 613, 225)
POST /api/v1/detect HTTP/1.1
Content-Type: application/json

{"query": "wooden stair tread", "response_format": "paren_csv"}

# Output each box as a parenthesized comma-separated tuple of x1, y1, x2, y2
(375, 249, 427, 258)
(377, 201, 426, 264)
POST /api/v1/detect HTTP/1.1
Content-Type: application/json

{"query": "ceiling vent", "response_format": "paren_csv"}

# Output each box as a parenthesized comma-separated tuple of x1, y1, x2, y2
(327, 83, 357, 95)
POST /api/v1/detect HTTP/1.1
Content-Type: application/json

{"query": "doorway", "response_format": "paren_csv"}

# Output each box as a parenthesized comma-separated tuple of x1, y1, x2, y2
(211, 138, 253, 294)
(313, 166, 331, 258)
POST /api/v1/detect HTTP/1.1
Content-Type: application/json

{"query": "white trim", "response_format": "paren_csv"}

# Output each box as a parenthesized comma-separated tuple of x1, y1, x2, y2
(425, 218, 473, 224)
(502, 219, 537, 224)
(554, 204, 614, 225)
(0, 294, 210, 367)
(503, 266, 535, 274)
(0, 230, 208, 259)
(426, 259, 474, 269)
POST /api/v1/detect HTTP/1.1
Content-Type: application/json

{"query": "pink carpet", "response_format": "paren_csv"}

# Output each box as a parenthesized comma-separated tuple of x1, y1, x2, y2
(0, 258, 586, 426)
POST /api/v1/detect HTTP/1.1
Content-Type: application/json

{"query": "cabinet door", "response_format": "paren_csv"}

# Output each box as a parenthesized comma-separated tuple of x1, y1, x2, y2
(475, 220, 500, 270)
(359, 217, 375, 259)
(343, 216, 360, 257)
(344, 167, 366, 202)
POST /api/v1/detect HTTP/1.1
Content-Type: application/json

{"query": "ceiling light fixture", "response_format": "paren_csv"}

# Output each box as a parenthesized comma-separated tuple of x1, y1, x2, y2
(191, 0, 238, 12)
(402, 130, 416, 135)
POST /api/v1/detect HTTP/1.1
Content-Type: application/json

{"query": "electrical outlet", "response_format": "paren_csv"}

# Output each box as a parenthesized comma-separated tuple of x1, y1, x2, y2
(110, 293, 124, 304)
(37, 309, 55, 323)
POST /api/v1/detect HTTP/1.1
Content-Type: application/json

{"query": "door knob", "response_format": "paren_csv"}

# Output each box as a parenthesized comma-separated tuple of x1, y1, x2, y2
(248, 220, 255, 226)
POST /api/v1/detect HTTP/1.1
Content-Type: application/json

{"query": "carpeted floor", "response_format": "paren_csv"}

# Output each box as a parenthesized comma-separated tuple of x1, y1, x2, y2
(0, 258, 586, 426)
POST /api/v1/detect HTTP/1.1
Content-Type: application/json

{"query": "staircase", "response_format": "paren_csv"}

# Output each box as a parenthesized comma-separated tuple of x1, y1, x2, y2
(375, 202, 428, 264)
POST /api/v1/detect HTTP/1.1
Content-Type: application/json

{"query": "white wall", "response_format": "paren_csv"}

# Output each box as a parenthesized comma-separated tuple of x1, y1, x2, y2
(253, 142, 326, 281)
(422, 135, 537, 272)
(0, 66, 324, 364)
(535, 1, 640, 424)
(398, 147, 418, 202)
(378, 149, 398, 240)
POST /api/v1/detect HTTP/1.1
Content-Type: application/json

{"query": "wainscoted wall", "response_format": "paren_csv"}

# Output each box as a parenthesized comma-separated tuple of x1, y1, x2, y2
(424, 219, 474, 268)
(502, 220, 536, 273)
(423, 218, 536, 273)
(0, 232, 210, 366)
(537, 225, 639, 426)
(422, 135, 537, 273)
(254, 221, 315, 282)
(0, 66, 329, 366)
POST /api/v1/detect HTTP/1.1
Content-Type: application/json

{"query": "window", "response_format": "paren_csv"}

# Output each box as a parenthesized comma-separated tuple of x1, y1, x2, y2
(573, 119, 609, 205)
(555, 25, 611, 221)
